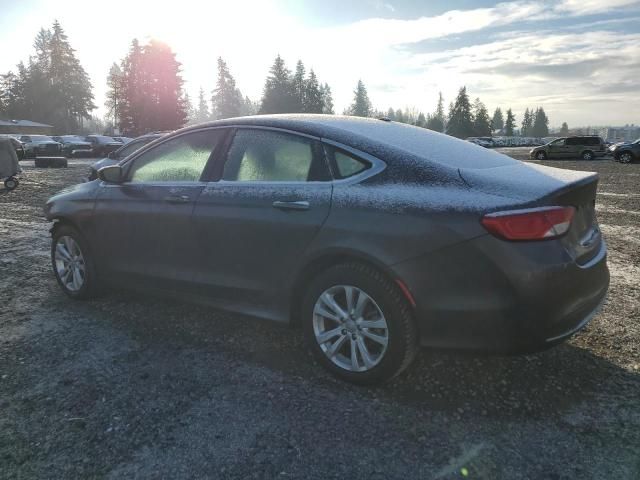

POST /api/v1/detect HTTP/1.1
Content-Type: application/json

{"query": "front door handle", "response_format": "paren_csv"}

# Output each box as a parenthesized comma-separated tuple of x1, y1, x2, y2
(164, 195, 190, 204)
(272, 200, 310, 211)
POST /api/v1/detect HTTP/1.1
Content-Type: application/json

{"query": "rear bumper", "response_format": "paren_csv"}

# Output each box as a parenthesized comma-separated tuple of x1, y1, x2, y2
(392, 235, 609, 353)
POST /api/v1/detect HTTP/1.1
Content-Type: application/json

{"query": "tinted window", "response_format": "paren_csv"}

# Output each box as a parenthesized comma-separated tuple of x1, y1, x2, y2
(327, 147, 370, 179)
(128, 130, 221, 182)
(566, 138, 580, 146)
(222, 130, 317, 182)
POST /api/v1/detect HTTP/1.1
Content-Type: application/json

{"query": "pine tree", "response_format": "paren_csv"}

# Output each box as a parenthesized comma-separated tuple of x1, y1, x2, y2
(386, 107, 396, 121)
(211, 57, 241, 119)
(260, 55, 296, 114)
(395, 108, 405, 123)
(446, 87, 474, 138)
(560, 122, 569, 136)
(105, 63, 123, 128)
(532, 107, 549, 137)
(505, 108, 516, 136)
(292, 60, 306, 113)
(473, 98, 492, 136)
(194, 87, 210, 123)
(348, 80, 372, 117)
(239, 95, 258, 116)
(319, 83, 334, 114)
(183, 92, 196, 125)
(426, 92, 446, 132)
(303, 69, 323, 113)
(492, 107, 504, 132)
(416, 112, 427, 128)
(521, 108, 533, 137)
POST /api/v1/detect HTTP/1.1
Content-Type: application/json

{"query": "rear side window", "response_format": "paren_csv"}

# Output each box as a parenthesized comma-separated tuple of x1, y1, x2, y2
(325, 145, 370, 179)
(222, 129, 328, 182)
(566, 138, 579, 146)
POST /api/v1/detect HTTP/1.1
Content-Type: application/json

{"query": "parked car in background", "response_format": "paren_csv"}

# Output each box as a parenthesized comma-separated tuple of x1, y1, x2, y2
(467, 137, 494, 148)
(18, 135, 62, 157)
(86, 133, 167, 181)
(84, 135, 122, 157)
(46, 115, 609, 384)
(112, 136, 133, 144)
(0, 134, 25, 160)
(530, 136, 607, 161)
(52, 135, 93, 157)
(609, 138, 639, 164)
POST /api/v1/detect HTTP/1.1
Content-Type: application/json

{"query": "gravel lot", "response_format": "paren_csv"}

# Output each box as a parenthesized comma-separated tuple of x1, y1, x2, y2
(1, 155, 639, 479)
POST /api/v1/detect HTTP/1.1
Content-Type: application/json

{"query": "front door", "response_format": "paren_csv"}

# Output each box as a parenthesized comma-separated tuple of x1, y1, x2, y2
(547, 138, 569, 158)
(92, 128, 226, 288)
(192, 128, 332, 310)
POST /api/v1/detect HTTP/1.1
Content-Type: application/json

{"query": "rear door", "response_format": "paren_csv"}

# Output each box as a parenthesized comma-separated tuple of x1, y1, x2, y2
(565, 137, 581, 158)
(92, 128, 226, 288)
(192, 127, 333, 309)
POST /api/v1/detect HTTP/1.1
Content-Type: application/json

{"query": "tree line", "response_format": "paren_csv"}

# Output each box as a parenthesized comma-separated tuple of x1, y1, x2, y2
(1, 21, 554, 139)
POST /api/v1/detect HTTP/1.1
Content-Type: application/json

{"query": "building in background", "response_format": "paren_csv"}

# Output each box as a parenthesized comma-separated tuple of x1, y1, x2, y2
(599, 125, 640, 143)
(0, 119, 54, 135)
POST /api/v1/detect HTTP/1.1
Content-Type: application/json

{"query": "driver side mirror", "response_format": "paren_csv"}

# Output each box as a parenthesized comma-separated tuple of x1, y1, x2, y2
(98, 165, 123, 183)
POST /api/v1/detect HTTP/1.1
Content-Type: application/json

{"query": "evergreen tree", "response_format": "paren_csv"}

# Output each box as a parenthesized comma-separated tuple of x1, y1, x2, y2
(395, 108, 405, 123)
(105, 63, 123, 128)
(386, 107, 396, 121)
(194, 87, 210, 123)
(416, 112, 427, 128)
(521, 108, 533, 137)
(183, 92, 196, 125)
(473, 97, 492, 136)
(532, 107, 549, 137)
(560, 122, 569, 136)
(260, 55, 296, 114)
(211, 57, 241, 119)
(492, 107, 504, 132)
(118, 39, 187, 135)
(320, 83, 334, 114)
(446, 87, 474, 138)
(292, 60, 306, 112)
(348, 80, 372, 117)
(303, 69, 323, 113)
(426, 92, 445, 132)
(505, 108, 516, 136)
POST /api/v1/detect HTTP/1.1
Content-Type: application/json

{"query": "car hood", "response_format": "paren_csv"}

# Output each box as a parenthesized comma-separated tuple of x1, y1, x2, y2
(459, 162, 598, 204)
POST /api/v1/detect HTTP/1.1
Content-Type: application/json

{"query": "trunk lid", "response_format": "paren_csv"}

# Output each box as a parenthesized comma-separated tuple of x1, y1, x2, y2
(460, 162, 602, 264)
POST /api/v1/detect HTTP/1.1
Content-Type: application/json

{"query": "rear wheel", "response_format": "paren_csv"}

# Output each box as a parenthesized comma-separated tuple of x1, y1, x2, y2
(535, 151, 547, 160)
(4, 177, 18, 190)
(581, 150, 594, 161)
(51, 225, 100, 299)
(302, 263, 418, 384)
(619, 152, 634, 164)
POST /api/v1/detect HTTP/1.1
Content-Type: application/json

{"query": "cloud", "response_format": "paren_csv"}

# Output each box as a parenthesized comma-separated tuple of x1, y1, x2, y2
(557, 0, 640, 15)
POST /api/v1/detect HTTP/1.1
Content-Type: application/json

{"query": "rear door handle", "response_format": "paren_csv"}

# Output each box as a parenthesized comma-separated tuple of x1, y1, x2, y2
(164, 195, 190, 204)
(272, 200, 310, 211)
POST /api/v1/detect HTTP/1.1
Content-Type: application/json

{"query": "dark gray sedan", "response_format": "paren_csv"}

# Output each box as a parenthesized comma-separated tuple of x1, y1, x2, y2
(44, 115, 609, 384)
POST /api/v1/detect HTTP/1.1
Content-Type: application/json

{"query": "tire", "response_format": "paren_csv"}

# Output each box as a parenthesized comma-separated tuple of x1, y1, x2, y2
(618, 152, 634, 164)
(4, 177, 18, 190)
(302, 263, 418, 385)
(535, 151, 547, 160)
(51, 224, 100, 299)
(581, 150, 594, 161)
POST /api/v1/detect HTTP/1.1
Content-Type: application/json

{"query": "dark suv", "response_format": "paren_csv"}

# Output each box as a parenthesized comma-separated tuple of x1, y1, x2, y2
(530, 136, 607, 161)
(610, 138, 639, 164)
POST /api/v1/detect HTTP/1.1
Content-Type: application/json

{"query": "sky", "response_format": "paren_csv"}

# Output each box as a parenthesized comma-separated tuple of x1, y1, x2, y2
(0, 0, 639, 127)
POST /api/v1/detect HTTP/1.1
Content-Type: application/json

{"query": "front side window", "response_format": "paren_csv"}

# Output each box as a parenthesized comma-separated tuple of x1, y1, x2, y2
(117, 137, 155, 159)
(550, 138, 565, 146)
(128, 130, 221, 183)
(222, 129, 318, 182)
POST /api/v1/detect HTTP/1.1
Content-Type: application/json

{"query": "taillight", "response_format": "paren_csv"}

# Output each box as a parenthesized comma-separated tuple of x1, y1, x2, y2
(481, 206, 575, 241)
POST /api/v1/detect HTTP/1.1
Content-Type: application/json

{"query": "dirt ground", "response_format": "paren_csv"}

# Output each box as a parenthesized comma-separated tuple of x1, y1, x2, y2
(1, 155, 639, 479)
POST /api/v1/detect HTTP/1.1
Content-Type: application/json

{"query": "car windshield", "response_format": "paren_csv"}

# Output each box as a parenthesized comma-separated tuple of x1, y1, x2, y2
(30, 135, 55, 141)
(549, 138, 565, 145)
(62, 136, 86, 142)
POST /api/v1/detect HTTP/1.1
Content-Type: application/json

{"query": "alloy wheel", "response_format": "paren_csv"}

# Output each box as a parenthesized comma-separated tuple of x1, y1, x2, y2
(583, 152, 593, 160)
(620, 152, 633, 164)
(54, 235, 86, 292)
(536, 152, 546, 160)
(312, 285, 389, 372)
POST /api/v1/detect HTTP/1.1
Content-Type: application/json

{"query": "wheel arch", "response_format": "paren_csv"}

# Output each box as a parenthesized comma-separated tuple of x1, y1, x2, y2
(289, 248, 412, 326)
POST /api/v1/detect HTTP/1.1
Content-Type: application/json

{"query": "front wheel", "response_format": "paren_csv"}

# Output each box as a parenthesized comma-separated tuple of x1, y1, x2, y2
(51, 225, 100, 299)
(619, 152, 634, 164)
(535, 151, 547, 160)
(302, 263, 418, 384)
